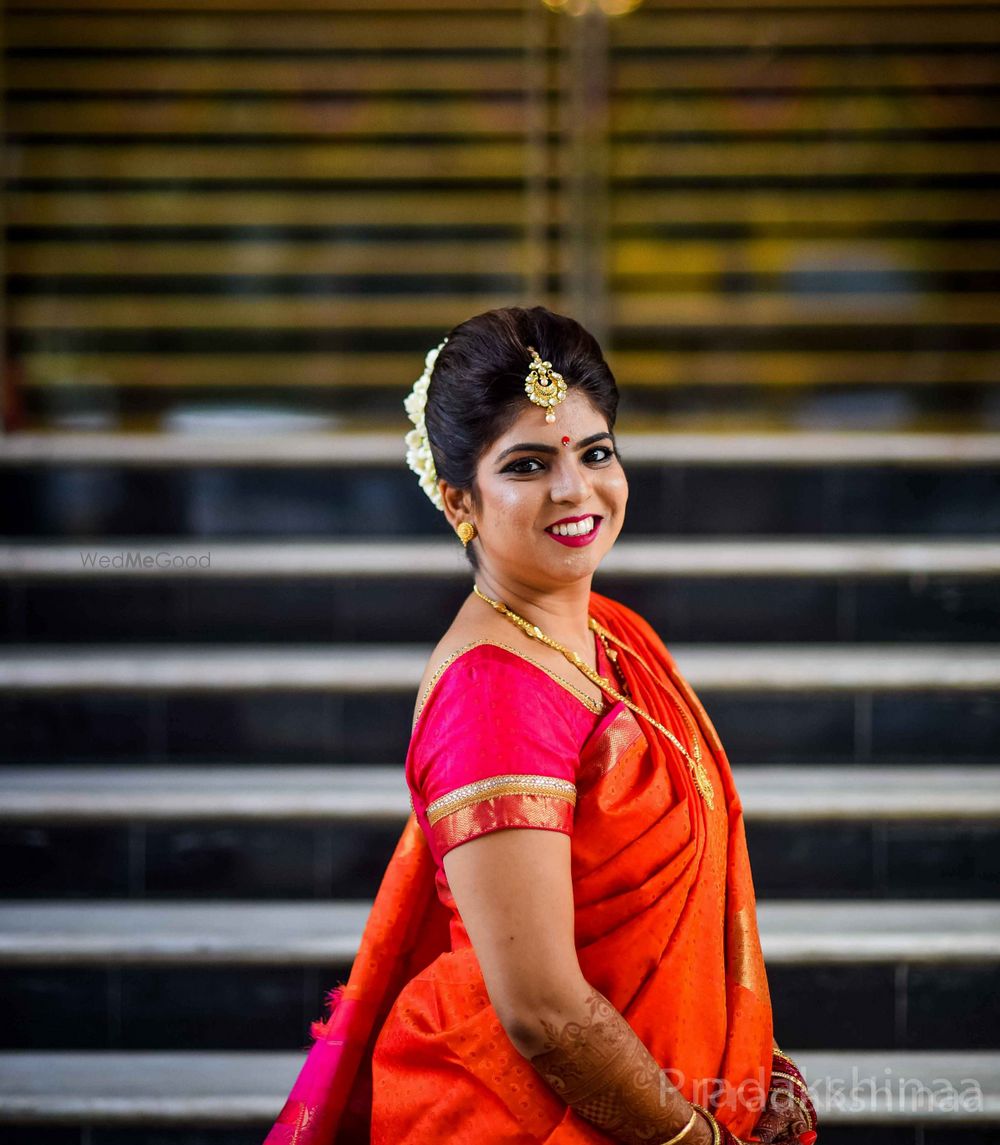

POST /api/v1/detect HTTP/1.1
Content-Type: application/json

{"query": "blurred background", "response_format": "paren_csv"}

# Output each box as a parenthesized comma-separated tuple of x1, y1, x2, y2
(3, 0, 1000, 433)
(1, 1, 999, 1143)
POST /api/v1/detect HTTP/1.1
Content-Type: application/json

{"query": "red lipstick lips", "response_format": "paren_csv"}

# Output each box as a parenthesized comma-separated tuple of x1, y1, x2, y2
(545, 513, 603, 548)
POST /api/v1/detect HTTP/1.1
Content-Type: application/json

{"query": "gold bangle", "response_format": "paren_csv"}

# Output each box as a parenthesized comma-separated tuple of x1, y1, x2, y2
(659, 1109, 698, 1145)
(690, 1103, 721, 1145)
(772, 1068, 812, 1097)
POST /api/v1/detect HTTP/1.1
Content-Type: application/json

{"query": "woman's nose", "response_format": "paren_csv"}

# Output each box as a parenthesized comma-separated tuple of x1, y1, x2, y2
(550, 460, 592, 503)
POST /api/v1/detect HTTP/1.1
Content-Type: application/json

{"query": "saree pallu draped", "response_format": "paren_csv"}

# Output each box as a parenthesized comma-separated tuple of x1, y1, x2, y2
(264, 591, 773, 1144)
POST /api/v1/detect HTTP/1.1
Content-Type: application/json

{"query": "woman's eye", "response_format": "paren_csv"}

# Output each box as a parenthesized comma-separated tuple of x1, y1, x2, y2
(503, 457, 544, 474)
(585, 446, 615, 463)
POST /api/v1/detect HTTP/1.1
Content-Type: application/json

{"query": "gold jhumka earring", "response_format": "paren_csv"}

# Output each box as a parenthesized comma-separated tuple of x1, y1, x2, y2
(456, 521, 477, 547)
(524, 346, 568, 423)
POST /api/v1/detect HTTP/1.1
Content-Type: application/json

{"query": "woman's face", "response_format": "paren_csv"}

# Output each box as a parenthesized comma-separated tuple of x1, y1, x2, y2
(463, 387, 628, 591)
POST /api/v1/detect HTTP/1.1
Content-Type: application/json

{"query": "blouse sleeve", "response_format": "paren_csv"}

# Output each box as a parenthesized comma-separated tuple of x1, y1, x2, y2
(408, 644, 582, 862)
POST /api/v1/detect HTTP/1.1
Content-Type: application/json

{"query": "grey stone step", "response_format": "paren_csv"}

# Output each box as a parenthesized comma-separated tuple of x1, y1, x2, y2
(0, 1049, 995, 1125)
(1, 764, 997, 823)
(0, 765, 409, 823)
(5, 536, 999, 578)
(0, 900, 996, 966)
(2, 643, 998, 692)
(4, 429, 998, 467)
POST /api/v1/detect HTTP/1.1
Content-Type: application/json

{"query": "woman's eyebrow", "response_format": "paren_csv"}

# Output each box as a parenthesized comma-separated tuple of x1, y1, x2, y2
(496, 431, 613, 463)
(497, 441, 557, 461)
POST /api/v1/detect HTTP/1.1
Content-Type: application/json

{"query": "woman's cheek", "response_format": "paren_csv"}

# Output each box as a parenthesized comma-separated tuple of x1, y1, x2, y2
(603, 471, 628, 513)
(492, 482, 534, 516)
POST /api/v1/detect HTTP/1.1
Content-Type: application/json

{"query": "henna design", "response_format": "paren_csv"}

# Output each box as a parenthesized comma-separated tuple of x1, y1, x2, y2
(528, 987, 707, 1145)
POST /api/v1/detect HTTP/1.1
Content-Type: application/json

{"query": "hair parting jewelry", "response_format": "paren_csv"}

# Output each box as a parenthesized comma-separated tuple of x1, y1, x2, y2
(524, 346, 568, 423)
(472, 583, 715, 809)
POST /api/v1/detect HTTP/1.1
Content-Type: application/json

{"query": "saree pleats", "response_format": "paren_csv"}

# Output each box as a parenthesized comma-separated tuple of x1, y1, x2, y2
(264, 591, 772, 1144)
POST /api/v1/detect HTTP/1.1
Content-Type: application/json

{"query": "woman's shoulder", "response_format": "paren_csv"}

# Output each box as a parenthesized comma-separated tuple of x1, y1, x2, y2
(406, 632, 598, 818)
(412, 636, 600, 732)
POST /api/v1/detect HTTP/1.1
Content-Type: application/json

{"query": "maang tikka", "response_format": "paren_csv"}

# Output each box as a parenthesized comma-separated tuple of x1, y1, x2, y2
(524, 346, 568, 423)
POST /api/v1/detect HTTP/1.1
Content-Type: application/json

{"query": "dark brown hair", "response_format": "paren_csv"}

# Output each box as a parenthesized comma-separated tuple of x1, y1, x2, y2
(423, 305, 619, 570)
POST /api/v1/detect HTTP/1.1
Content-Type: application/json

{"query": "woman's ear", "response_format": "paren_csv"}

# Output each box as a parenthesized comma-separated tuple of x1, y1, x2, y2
(439, 480, 474, 530)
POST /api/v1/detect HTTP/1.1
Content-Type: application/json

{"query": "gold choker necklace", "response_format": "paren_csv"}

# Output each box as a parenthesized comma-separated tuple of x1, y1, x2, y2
(472, 583, 714, 809)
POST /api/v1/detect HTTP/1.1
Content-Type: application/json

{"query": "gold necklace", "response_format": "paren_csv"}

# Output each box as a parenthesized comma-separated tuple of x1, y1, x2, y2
(472, 583, 715, 809)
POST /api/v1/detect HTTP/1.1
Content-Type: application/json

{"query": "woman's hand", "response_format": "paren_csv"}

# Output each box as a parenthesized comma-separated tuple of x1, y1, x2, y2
(748, 1103, 813, 1144)
(747, 1050, 818, 1145)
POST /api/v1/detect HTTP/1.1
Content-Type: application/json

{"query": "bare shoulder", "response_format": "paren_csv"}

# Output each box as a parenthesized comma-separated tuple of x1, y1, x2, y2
(411, 594, 606, 727)
(412, 595, 513, 721)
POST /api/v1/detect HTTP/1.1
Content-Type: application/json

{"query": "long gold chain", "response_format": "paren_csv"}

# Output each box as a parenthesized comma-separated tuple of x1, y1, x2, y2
(472, 584, 715, 809)
(591, 617, 707, 777)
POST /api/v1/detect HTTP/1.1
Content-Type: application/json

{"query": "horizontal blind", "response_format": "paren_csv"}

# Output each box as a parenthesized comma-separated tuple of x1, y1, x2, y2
(4, 0, 999, 430)
(605, 0, 1000, 427)
(4, 0, 559, 429)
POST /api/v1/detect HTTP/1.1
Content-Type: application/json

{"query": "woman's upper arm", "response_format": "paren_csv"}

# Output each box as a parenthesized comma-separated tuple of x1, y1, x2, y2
(410, 647, 588, 1035)
(442, 826, 586, 1039)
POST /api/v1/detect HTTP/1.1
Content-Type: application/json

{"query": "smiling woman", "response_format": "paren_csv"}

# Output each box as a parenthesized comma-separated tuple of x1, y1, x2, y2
(264, 307, 816, 1145)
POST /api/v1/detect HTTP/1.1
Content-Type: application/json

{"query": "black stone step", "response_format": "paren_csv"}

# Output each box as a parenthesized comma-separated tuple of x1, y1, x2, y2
(3, 816, 997, 902)
(3, 538, 998, 645)
(0, 903, 996, 1053)
(3, 431, 998, 538)
(3, 691, 997, 766)
(1, 766, 997, 901)
(0, 962, 996, 1051)
(1, 644, 997, 765)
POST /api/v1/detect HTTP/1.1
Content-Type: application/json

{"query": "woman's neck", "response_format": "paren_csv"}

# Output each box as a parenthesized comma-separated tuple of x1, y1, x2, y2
(472, 573, 594, 653)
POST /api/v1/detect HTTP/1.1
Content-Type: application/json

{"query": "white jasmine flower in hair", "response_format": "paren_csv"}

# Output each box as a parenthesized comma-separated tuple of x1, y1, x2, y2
(404, 337, 448, 511)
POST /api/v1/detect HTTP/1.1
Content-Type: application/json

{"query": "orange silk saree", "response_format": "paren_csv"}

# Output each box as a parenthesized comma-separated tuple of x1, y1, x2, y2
(265, 591, 773, 1144)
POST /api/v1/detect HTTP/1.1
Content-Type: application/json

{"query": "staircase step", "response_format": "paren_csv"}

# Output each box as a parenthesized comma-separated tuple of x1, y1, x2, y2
(5, 433, 998, 540)
(3, 775, 998, 901)
(0, 765, 408, 822)
(0, 900, 996, 966)
(0, 1051, 296, 1125)
(1, 765, 997, 823)
(7, 541, 996, 646)
(5, 430, 998, 467)
(2, 643, 998, 692)
(5, 537, 1000, 578)
(0, 1049, 995, 1126)
(0, 902, 367, 965)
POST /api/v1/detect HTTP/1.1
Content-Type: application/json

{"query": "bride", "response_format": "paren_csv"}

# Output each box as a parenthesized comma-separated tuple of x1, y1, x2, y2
(265, 306, 818, 1145)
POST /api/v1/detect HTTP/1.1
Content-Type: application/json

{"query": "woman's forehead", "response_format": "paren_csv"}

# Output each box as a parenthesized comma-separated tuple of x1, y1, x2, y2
(489, 390, 609, 453)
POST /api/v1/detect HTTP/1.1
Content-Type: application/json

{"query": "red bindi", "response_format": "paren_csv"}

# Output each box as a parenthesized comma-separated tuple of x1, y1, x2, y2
(561, 435, 571, 446)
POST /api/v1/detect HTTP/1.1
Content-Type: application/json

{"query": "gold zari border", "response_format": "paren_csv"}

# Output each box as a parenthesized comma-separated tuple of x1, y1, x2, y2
(426, 773, 577, 826)
(429, 785, 577, 856)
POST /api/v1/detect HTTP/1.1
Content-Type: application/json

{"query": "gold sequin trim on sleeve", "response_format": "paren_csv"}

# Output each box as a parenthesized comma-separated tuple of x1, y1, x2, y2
(426, 773, 577, 855)
(426, 773, 577, 824)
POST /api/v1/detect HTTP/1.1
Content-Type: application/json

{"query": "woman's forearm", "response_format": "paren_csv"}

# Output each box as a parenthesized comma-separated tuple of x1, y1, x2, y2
(509, 983, 713, 1145)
